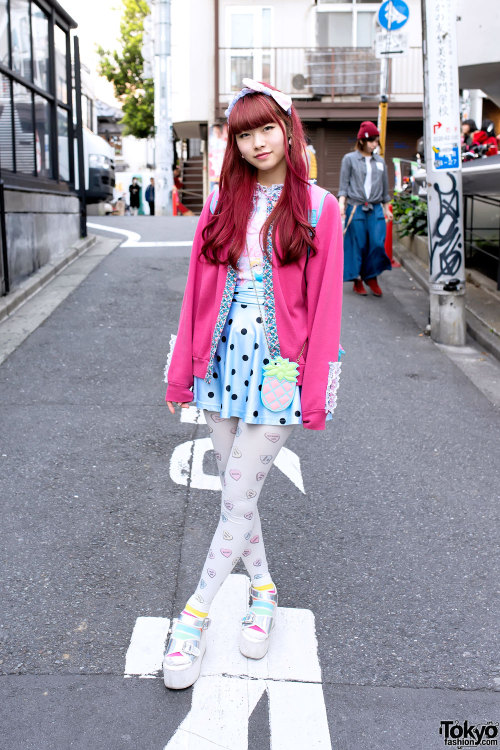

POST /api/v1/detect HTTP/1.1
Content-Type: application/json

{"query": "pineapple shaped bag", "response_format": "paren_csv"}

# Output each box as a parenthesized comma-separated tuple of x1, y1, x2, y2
(261, 356, 302, 412)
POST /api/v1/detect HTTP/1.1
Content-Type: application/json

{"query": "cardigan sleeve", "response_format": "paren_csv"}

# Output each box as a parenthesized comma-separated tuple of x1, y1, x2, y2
(300, 193, 344, 430)
(165, 192, 214, 404)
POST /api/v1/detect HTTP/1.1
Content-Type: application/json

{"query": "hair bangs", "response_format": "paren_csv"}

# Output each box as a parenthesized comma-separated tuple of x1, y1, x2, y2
(228, 93, 287, 136)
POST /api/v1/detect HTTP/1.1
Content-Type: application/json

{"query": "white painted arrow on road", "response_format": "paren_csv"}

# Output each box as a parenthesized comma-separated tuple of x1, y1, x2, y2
(124, 574, 332, 749)
(87, 222, 193, 247)
(170, 406, 306, 494)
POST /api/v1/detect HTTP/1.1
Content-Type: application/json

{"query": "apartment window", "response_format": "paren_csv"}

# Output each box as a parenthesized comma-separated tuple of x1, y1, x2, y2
(226, 6, 273, 91)
(10, 0, 31, 79)
(0, 0, 75, 184)
(54, 24, 68, 104)
(317, 1, 378, 47)
(32, 4, 50, 91)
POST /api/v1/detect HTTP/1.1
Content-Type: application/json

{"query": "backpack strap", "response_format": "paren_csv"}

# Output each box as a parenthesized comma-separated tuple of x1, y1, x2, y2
(305, 185, 330, 279)
(308, 185, 330, 228)
(209, 187, 220, 214)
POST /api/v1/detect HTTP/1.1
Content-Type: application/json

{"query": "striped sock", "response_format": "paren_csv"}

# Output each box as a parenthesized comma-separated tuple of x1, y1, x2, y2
(165, 596, 208, 660)
(183, 595, 209, 619)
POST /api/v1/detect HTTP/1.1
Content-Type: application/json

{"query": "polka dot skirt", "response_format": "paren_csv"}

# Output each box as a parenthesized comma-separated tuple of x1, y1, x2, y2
(194, 281, 310, 426)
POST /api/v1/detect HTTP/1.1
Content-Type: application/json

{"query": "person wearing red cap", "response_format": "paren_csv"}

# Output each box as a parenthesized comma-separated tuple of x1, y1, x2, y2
(338, 121, 392, 297)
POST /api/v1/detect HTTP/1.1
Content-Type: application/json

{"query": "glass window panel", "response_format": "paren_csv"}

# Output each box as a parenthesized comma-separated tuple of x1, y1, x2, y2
(0, 74, 14, 170)
(357, 12, 376, 46)
(0, 0, 9, 67)
(231, 56, 253, 91)
(262, 8, 271, 47)
(262, 53, 271, 83)
(10, 0, 32, 80)
(32, 3, 49, 91)
(329, 12, 353, 46)
(57, 106, 69, 180)
(231, 14, 253, 48)
(34, 94, 51, 177)
(13, 81, 34, 174)
(54, 25, 68, 103)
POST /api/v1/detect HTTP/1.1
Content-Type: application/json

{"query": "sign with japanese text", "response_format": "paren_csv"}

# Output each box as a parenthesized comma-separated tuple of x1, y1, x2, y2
(425, 0, 461, 171)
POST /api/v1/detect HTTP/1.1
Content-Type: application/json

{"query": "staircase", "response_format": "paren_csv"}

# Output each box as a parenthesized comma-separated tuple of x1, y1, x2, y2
(179, 156, 204, 214)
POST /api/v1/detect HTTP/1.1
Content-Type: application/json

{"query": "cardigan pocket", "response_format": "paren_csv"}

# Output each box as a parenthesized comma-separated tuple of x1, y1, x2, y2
(325, 361, 342, 415)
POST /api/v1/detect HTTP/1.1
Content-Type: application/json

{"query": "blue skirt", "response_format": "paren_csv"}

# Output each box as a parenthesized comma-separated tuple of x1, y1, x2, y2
(194, 281, 332, 426)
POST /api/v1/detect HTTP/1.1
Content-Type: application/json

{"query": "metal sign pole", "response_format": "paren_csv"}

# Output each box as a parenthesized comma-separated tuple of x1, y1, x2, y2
(422, 0, 466, 345)
(153, 0, 174, 216)
(376, 1, 410, 157)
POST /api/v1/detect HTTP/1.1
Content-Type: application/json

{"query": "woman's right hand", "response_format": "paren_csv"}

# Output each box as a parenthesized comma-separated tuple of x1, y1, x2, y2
(166, 400, 191, 414)
(338, 196, 346, 220)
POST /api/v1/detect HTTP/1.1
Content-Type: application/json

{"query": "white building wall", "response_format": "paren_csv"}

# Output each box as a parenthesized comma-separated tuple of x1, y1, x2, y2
(171, 0, 214, 129)
(456, 0, 498, 68)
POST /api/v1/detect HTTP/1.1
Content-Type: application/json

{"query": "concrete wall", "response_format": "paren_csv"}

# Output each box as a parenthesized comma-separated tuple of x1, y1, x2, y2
(4, 190, 80, 288)
(171, 0, 214, 127)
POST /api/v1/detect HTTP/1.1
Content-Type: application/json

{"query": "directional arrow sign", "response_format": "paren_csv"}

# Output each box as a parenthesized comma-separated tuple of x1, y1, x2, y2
(378, 0, 410, 31)
(124, 575, 332, 749)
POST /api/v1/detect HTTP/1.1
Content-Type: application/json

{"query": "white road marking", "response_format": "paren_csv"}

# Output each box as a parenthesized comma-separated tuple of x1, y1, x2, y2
(274, 445, 305, 495)
(87, 222, 192, 248)
(170, 436, 305, 493)
(180, 406, 206, 424)
(124, 575, 332, 749)
(124, 616, 171, 678)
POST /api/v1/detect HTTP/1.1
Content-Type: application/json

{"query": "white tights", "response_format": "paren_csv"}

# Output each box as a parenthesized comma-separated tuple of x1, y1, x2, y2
(189, 411, 295, 611)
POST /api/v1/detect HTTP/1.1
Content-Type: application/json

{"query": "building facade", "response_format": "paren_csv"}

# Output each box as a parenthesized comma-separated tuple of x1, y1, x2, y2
(0, 0, 80, 293)
(170, 0, 424, 206)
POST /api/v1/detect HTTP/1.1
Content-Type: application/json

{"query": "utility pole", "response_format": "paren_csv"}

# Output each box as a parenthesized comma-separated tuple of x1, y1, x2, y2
(153, 0, 173, 215)
(422, 0, 466, 345)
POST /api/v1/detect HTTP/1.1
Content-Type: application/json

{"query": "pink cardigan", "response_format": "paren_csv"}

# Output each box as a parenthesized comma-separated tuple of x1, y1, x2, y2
(165, 184, 344, 430)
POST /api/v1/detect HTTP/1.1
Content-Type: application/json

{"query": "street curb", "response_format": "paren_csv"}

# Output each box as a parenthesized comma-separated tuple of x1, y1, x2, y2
(0, 235, 97, 323)
(393, 243, 500, 363)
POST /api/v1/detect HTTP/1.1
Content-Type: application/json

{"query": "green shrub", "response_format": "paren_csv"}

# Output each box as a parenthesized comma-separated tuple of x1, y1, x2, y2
(392, 193, 428, 237)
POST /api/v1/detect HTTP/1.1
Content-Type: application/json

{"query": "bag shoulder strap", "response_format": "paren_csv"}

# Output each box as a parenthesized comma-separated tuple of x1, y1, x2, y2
(209, 187, 220, 214)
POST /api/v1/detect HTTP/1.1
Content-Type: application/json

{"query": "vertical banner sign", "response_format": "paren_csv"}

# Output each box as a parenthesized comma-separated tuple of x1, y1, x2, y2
(425, 0, 461, 171)
(422, 0, 465, 290)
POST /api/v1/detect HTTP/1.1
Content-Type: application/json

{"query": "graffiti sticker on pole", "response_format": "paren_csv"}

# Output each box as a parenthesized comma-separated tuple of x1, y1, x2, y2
(425, 0, 461, 171)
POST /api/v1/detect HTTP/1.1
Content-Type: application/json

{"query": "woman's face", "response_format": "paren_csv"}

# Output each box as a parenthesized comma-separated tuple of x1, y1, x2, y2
(235, 122, 287, 176)
(365, 136, 379, 153)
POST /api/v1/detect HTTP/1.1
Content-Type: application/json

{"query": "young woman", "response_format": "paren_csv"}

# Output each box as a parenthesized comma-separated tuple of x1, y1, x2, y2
(163, 79, 343, 690)
(339, 121, 392, 297)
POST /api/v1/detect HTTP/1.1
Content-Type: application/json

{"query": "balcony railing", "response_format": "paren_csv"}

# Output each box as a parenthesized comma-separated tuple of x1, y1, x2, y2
(218, 46, 382, 102)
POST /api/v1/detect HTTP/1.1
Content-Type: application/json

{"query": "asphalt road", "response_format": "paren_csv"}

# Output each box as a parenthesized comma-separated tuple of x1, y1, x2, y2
(1, 214, 499, 749)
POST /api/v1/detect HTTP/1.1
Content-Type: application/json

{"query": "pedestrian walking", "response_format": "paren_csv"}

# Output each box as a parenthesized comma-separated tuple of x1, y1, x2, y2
(145, 177, 155, 215)
(163, 78, 344, 690)
(338, 121, 392, 297)
(173, 167, 194, 216)
(128, 177, 141, 216)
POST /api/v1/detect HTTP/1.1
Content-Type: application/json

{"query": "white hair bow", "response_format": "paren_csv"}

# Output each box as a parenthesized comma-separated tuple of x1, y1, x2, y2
(225, 78, 292, 120)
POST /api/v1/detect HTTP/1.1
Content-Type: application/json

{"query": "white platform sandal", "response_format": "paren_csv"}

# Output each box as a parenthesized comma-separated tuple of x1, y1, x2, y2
(239, 585, 277, 659)
(163, 612, 211, 689)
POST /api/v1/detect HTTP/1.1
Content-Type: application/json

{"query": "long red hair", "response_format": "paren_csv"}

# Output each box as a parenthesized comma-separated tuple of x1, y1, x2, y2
(201, 86, 316, 267)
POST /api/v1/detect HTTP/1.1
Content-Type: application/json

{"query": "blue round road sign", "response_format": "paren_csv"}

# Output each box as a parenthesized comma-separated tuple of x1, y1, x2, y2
(378, 0, 410, 31)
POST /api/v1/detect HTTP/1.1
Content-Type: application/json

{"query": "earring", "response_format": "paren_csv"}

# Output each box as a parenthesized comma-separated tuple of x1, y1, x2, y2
(241, 154, 245, 159)
(288, 137, 292, 147)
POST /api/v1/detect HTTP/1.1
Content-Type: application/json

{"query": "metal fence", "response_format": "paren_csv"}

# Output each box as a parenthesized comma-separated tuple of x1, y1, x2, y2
(0, 180, 8, 296)
(218, 46, 381, 101)
(464, 194, 500, 290)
